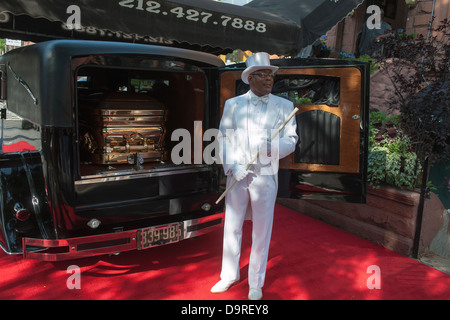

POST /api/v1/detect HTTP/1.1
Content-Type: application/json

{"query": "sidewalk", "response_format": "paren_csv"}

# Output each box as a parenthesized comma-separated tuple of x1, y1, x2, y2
(420, 253, 450, 275)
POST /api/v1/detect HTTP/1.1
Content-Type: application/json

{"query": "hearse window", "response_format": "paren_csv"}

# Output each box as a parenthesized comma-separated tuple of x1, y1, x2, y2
(274, 75, 340, 106)
(236, 75, 340, 106)
(77, 76, 91, 89)
(283, 75, 341, 166)
(130, 79, 170, 93)
(1, 109, 41, 153)
(275, 75, 342, 165)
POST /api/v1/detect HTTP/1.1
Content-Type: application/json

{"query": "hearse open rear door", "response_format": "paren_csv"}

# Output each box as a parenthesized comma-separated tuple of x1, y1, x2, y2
(218, 58, 370, 203)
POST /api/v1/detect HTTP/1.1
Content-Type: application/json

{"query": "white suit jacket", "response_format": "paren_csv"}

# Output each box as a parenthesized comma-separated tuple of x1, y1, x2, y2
(218, 91, 298, 177)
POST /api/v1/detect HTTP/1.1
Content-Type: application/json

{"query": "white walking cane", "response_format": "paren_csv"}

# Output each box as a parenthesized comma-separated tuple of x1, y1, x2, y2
(215, 107, 299, 204)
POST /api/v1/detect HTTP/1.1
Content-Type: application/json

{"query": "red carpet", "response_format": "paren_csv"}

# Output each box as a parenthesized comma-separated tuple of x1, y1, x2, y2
(1, 204, 450, 300)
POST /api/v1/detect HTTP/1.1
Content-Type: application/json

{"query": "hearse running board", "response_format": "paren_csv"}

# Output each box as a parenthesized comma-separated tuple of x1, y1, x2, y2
(23, 212, 224, 261)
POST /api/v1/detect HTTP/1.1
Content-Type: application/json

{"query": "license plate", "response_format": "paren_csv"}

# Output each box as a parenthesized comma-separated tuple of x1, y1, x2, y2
(138, 223, 181, 250)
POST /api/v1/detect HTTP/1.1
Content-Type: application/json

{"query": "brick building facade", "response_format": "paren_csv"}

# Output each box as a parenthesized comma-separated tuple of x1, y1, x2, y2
(326, 0, 449, 56)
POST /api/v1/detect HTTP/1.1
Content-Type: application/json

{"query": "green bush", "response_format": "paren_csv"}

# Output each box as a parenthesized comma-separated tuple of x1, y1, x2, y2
(338, 53, 380, 74)
(368, 111, 422, 189)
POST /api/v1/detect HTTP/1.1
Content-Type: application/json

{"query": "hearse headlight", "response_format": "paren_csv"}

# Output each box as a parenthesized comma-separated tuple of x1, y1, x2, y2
(201, 203, 212, 212)
(87, 218, 102, 229)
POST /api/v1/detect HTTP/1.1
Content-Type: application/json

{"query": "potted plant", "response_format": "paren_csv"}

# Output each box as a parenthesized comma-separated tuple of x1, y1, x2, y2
(368, 111, 422, 190)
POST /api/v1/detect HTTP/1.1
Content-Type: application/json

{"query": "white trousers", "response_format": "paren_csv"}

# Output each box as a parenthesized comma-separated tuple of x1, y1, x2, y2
(220, 172, 277, 289)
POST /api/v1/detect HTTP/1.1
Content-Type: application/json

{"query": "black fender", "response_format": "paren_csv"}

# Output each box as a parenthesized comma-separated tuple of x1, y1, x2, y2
(0, 151, 54, 254)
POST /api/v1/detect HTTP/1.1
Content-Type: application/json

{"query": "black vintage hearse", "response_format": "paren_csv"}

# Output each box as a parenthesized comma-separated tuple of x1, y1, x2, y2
(0, 40, 369, 261)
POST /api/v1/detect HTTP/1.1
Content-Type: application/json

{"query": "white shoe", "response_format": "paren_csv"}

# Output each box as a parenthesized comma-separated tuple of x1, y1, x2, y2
(210, 280, 238, 293)
(248, 288, 263, 300)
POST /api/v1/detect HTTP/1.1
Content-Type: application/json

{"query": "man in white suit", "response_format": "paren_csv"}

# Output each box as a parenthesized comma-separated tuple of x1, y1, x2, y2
(211, 52, 298, 300)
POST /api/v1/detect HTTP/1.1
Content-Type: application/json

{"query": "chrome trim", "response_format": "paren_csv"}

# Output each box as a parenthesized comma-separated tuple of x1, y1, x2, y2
(0, 242, 45, 256)
(76, 165, 211, 185)
(0, 243, 18, 256)
(183, 213, 224, 240)
(95, 110, 165, 116)
(22, 211, 224, 261)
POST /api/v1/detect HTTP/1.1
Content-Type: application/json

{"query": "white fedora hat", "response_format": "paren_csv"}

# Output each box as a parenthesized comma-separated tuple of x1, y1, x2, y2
(241, 52, 279, 85)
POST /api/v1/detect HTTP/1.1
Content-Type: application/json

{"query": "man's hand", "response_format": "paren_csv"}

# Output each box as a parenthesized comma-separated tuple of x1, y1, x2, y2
(232, 164, 249, 181)
(374, 34, 390, 42)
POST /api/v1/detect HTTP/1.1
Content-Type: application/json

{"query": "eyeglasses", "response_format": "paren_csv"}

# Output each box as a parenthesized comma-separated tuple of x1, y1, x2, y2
(250, 72, 275, 79)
